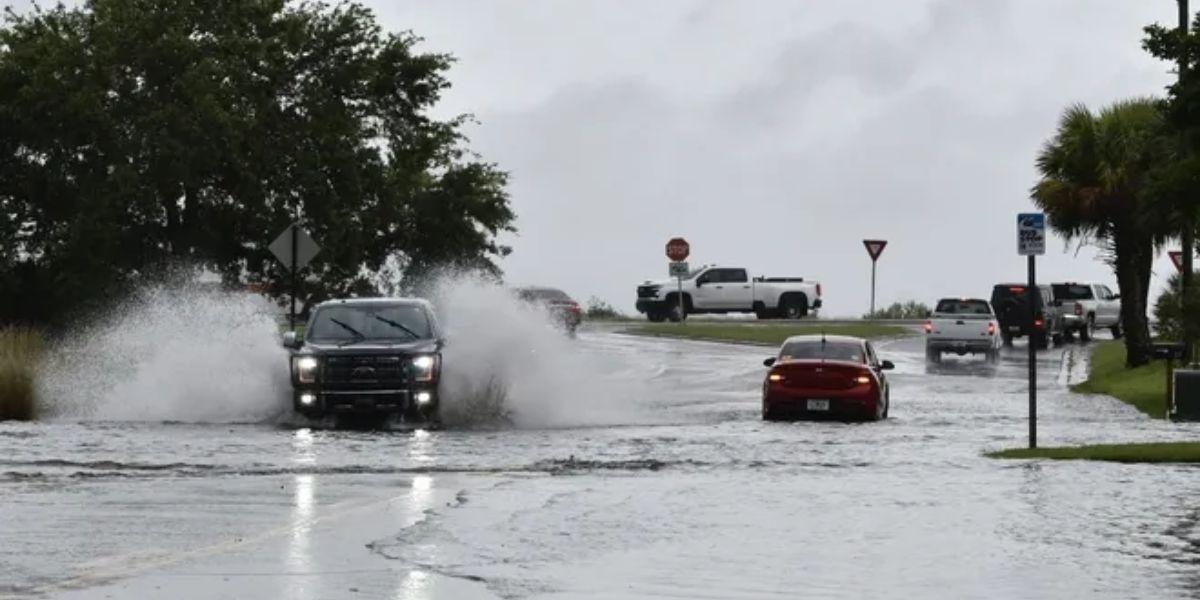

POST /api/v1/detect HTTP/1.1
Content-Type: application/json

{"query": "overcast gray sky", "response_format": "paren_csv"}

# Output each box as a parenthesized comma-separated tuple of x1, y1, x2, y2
(7, 0, 1183, 316)
(376, 0, 1180, 316)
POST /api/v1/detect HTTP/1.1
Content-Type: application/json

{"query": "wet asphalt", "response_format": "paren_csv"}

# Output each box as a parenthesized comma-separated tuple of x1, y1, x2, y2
(4, 327, 1200, 599)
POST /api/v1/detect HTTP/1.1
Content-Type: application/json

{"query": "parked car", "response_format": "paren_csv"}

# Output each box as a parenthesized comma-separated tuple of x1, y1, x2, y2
(1049, 282, 1122, 341)
(635, 265, 822, 322)
(923, 297, 1002, 363)
(760, 335, 893, 422)
(514, 286, 583, 336)
(282, 297, 444, 425)
(990, 283, 1063, 349)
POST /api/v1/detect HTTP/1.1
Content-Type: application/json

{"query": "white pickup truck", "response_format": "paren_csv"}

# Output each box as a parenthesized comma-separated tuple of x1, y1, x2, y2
(924, 297, 1002, 363)
(635, 265, 822, 322)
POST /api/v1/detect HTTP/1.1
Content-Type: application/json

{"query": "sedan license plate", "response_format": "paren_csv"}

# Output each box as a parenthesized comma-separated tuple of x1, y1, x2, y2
(807, 399, 830, 411)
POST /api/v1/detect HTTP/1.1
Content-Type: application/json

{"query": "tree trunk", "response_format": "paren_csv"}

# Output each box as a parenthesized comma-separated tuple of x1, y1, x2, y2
(1113, 228, 1152, 367)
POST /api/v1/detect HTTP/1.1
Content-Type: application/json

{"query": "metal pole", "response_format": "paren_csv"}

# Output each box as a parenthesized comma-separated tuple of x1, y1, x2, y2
(677, 276, 684, 324)
(1181, 0, 1194, 364)
(870, 260, 877, 317)
(1028, 254, 1038, 449)
(290, 224, 298, 330)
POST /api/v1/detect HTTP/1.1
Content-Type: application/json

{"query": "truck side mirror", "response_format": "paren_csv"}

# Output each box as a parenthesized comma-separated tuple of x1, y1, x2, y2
(282, 331, 300, 349)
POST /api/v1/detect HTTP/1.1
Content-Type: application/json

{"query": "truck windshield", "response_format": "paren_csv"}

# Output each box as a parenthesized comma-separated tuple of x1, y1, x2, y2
(934, 299, 991, 315)
(779, 340, 865, 363)
(1051, 284, 1094, 301)
(307, 304, 432, 342)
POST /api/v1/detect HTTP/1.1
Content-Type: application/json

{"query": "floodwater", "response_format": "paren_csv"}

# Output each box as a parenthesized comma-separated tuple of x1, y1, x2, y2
(4, 326, 1200, 600)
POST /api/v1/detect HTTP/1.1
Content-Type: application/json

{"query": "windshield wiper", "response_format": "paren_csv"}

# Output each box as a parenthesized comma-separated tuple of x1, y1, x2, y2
(329, 317, 366, 347)
(373, 315, 420, 339)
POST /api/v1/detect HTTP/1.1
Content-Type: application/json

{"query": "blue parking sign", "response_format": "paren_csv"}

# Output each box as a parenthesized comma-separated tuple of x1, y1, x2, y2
(1017, 212, 1045, 256)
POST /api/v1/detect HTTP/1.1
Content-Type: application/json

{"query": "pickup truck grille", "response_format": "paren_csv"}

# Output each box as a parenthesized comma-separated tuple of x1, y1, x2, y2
(322, 355, 407, 387)
(637, 285, 660, 299)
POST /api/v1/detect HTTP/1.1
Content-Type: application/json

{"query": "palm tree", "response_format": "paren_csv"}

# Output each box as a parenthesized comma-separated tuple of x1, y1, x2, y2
(1031, 98, 1171, 367)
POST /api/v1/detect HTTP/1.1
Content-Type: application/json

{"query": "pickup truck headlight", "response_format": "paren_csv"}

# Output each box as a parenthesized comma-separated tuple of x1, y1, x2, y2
(294, 356, 319, 384)
(411, 354, 439, 382)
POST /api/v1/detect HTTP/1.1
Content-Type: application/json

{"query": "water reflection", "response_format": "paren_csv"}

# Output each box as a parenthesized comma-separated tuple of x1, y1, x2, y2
(394, 569, 432, 599)
(292, 427, 317, 466)
(285, 428, 317, 599)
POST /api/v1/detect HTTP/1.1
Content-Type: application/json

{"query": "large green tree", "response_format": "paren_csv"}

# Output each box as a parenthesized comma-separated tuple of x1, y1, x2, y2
(0, 0, 514, 324)
(1031, 99, 1170, 367)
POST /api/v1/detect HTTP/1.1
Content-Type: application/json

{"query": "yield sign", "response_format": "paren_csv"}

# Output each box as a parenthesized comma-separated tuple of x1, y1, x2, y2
(1170, 250, 1186, 273)
(269, 224, 321, 270)
(863, 239, 888, 262)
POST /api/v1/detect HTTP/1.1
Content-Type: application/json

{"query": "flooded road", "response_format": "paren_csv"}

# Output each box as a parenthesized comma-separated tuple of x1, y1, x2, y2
(4, 327, 1200, 599)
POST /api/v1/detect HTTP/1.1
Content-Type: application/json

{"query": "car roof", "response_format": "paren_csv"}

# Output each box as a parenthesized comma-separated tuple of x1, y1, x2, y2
(780, 334, 865, 345)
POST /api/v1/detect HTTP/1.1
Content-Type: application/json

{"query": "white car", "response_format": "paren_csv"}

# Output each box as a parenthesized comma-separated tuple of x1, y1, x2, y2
(924, 297, 1003, 363)
(1049, 282, 1122, 341)
(635, 265, 822, 322)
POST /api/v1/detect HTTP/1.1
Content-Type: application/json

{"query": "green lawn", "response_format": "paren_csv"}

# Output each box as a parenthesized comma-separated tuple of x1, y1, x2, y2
(0, 327, 42, 421)
(988, 442, 1200, 463)
(623, 323, 913, 346)
(1071, 341, 1167, 418)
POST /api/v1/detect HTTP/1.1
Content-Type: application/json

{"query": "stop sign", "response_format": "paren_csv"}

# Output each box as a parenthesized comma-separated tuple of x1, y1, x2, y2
(666, 237, 690, 261)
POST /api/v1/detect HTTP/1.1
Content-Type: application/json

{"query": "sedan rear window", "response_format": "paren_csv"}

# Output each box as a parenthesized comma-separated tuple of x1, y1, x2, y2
(779, 340, 865, 363)
(1052, 284, 1094, 301)
(935, 299, 991, 315)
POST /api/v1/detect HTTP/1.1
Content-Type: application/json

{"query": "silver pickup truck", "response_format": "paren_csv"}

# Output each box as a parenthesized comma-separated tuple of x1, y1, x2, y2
(924, 297, 1003, 363)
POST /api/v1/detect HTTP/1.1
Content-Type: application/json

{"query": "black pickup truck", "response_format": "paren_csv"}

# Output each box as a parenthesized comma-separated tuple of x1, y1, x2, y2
(283, 297, 444, 425)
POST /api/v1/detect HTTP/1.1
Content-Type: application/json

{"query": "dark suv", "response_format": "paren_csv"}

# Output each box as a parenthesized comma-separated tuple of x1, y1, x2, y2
(282, 297, 444, 425)
(990, 283, 1063, 348)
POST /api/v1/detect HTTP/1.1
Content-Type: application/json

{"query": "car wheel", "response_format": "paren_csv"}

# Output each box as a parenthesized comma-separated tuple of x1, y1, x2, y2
(1079, 316, 1094, 342)
(882, 393, 890, 419)
(1110, 323, 1123, 339)
(926, 347, 941, 363)
(754, 307, 773, 320)
(1001, 331, 1014, 347)
(664, 302, 686, 322)
(779, 296, 808, 320)
(762, 402, 777, 421)
(647, 311, 666, 323)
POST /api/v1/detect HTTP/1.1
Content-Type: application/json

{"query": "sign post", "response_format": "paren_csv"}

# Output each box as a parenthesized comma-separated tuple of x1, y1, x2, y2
(1018, 212, 1046, 449)
(862, 240, 888, 317)
(666, 237, 691, 322)
(270, 223, 321, 330)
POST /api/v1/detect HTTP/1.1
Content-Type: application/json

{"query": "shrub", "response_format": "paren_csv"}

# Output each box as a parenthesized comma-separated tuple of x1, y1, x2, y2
(1152, 271, 1200, 342)
(585, 297, 625, 320)
(863, 301, 931, 320)
(0, 327, 43, 421)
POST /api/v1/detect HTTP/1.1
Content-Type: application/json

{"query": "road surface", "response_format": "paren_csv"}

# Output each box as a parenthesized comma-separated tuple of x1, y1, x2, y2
(4, 328, 1200, 599)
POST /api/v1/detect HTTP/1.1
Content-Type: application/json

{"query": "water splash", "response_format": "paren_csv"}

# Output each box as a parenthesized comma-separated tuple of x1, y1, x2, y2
(37, 282, 289, 423)
(428, 273, 653, 429)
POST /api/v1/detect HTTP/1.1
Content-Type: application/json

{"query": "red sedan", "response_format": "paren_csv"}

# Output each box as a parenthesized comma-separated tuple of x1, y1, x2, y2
(761, 335, 894, 422)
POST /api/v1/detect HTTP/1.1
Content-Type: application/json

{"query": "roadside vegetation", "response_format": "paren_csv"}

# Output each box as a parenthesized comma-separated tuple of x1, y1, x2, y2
(1072, 341, 1167, 418)
(862, 301, 931, 320)
(625, 323, 912, 346)
(584, 297, 633, 321)
(988, 442, 1200, 463)
(0, 1, 515, 326)
(0, 327, 42, 421)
